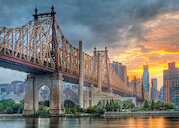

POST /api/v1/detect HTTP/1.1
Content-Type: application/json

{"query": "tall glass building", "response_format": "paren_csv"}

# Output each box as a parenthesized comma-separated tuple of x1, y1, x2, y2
(163, 62, 179, 108)
(143, 65, 149, 95)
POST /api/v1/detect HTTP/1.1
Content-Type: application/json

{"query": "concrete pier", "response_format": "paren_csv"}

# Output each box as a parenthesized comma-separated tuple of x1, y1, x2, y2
(78, 40, 84, 108)
(97, 53, 101, 92)
(23, 73, 64, 115)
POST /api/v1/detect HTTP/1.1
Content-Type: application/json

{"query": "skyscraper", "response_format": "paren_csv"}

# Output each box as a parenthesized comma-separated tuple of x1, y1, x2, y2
(151, 78, 159, 101)
(151, 78, 157, 90)
(143, 65, 149, 95)
(112, 61, 128, 86)
(163, 62, 179, 108)
(160, 86, 164, 101)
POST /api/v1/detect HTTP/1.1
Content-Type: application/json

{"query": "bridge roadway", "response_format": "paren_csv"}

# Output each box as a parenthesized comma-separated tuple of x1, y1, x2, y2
(0, 51, 135, 98)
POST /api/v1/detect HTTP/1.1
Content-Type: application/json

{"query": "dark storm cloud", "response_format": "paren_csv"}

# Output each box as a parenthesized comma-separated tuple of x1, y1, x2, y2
(0, 0, 178, 49)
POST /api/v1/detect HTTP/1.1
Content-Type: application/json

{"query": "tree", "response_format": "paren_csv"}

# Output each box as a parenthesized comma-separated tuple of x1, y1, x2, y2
(109, 99, 114, 111)
(64, 100, 75, 108)
(113, 100, 123, 112)
(164, 102, 175, 110)
(143, 100, 150, 110)
(105, 100, 110, 111)
(84, 107, 96, 113)
(150, 100, 155, 110)
(6, 107, 13, 114)
(0, 103, 4, 113)
(12, 103, 21, 113)
(122, 100, 135, 109)
(95, 105, 105, 115)
(155, 101, 162, 110)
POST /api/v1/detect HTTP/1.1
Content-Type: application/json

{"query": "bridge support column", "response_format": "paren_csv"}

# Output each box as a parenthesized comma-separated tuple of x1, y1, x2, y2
(97, 53, 101, 92)
(23, 73, 64, 115)
(23, 74, 35, 115)
(78, 40, 84, 108)
(50, 73, 64, 115)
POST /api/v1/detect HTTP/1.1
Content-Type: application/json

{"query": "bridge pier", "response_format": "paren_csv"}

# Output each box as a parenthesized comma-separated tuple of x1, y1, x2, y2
(97, 53, 101, 92)
(23, 72, 64, 115)
(78, 40, 84, 108)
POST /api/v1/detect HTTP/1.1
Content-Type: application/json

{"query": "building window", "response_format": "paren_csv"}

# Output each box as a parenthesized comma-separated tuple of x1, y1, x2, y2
(89, 91, 92, 98)
(89, 100, 92, 107)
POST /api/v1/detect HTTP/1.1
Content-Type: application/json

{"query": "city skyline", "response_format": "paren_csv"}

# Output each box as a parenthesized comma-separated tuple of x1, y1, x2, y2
(0, 0, 179, 91)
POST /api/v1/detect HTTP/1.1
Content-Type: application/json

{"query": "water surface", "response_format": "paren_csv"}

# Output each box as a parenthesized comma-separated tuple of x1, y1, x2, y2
(0, 117, 179, 128)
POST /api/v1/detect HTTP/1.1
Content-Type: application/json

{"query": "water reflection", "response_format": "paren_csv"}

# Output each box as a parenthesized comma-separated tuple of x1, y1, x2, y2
(0, 117, 179, 128)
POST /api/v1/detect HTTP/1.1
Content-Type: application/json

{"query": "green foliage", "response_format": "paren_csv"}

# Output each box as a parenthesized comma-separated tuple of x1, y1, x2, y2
(143, 100, 150, 110)
(105, 100, 110, 111)
(6, 107, 13, 114)
(20, 99, 24, 105)
(155, 101, 162, 110)
(38, 105, 49, 114)
(95, 105, 105, 115)
(122, 99, 135, 109)
(164, 102, 175, 110)
(150, 100, 156, 110)
(84, 107, 96, 113)
(39, 100, 49, 107)
(105, 99, 123, 112)
(142, 100, 174, 111)
(64, 100, 75, 109)
(114, 100, 123, 111)
(75, 105, 84, 113)
(0, 99, 24, 114)
(0, 103, 4, 112)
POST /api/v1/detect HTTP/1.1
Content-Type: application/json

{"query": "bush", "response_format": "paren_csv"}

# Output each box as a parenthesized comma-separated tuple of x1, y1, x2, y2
(6, 107, 13, 114)
(164, 102, 175, 110)
(84, 107, 96, 113)
(65, 108, 72, 114)
(122, 99, 135, 109)
(95, 105, 105, 115)
(105, 99, 123, 112)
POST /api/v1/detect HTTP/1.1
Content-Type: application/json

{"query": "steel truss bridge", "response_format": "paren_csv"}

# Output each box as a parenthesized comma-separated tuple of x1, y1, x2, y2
(0, 6, 148, 101)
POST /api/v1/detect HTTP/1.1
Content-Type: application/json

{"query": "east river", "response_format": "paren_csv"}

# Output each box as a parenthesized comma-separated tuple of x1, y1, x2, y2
(0, 117, 179, 128)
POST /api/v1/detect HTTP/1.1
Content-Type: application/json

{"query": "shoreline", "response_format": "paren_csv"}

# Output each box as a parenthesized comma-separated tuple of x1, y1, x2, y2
(102, 111, 179, 118)
(1, 111, 179, 118)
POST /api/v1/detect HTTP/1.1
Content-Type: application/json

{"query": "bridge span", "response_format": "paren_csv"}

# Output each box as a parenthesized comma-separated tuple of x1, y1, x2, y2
(0, 6, 148, 115)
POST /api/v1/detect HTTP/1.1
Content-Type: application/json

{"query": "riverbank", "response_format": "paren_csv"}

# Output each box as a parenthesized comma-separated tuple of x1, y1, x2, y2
(0, 114, 98, 118)
(0, 114, 23, 118)
(1, 111, 179, 118)
(102, 111, 179, 118)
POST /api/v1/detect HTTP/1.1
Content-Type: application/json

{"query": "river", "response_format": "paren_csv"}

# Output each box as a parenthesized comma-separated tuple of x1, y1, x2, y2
(0, 117, 179, 128)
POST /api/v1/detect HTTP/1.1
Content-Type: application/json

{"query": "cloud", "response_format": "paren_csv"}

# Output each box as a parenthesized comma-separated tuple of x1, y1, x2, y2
(0, 0, 179, 90)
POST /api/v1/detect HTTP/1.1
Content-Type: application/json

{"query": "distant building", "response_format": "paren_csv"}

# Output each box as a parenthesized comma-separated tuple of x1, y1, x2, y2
(163, 62, 179, 108)
(143, 65, 150, 95)
(151, 78, 159, 101)
(160, 86, 164, 101)
(112, 61, 128, 86)
(0, 81, 25, 101)
(151, 78, 157, 90)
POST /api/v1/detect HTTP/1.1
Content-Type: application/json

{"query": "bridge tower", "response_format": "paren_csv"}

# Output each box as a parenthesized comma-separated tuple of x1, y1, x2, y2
(23, 5, 64, 115)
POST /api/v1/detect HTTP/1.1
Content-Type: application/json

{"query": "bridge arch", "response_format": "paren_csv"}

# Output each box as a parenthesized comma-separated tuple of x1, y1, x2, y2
(23, 73, 64, 115)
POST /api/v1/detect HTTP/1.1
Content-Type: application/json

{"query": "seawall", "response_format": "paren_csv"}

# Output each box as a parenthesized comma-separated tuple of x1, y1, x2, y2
(102, 111, 179, 118)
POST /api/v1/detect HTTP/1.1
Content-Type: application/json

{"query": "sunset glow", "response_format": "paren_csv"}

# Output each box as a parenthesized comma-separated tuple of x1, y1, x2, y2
(110, 12, 179, 90)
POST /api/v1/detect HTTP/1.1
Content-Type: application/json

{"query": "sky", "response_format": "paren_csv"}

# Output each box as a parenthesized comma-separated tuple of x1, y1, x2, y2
(0, 0, 179, 91)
